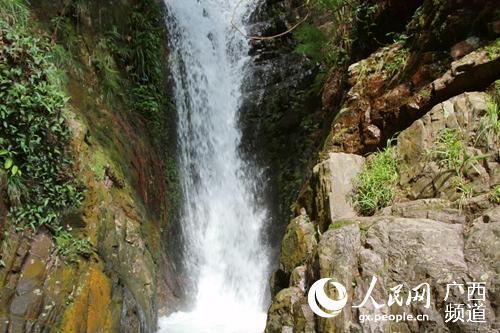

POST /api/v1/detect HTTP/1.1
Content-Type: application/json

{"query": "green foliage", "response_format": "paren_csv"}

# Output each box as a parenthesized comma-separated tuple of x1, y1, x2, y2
(111, 1, 167, 128)
(0, 8, 83, 230)
(353, 143, 399, 215)
(428, 128, 489, 206)
(452, 176, 473, 209)
(383, 46, 409, 78)
(477, 100, 499, 146)
(91, 38, 121, 102)
(49, 16, 84, 80)
(294, 24, 328, 62)
(313, 0, 351, 11)
(486, 38, 500, 61)
(430, 128, 487, 176)
(430, 128, 464, 174)
(293, 0, 377, 89)
(295, 0, 355, 68)
(490, 185, 500, 204)
(0, 0, 28, 27)
(54, 229, 92, 263)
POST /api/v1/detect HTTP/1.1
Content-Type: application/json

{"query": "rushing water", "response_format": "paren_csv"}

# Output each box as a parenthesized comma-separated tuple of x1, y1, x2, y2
(158, 1, 269, 332)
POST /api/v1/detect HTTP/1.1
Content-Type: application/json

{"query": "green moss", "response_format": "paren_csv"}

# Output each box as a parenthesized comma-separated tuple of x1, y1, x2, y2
(329, 219, 355, 230)
(419, 87, 431, 99)
(90, 149, 109, 181)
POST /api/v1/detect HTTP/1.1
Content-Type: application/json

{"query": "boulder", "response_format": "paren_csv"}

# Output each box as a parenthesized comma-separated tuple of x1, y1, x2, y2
(279, 215, 317, 274)
(311, 153, 365, 231)
(265, 287, 315, 333)
(316, 215, 498, 332)
(267, 204, 500, 332)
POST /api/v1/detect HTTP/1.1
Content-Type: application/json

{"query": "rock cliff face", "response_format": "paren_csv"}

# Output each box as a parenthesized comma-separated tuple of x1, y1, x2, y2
(262, 0, 500, 331)
(266, 92, 500, 333)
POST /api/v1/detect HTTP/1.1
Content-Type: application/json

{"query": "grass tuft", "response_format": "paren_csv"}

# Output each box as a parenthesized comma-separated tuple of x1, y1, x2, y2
(353, 142, 399, 215)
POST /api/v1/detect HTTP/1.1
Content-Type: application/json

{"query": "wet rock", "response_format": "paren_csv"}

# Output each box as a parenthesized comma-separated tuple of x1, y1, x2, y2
(451, 37, 481, 59)
(290, 265, 307, 292)
(265, 286, 314, 333)
(279, 215, 317, 274)
(268, 207, 500, 332)
(270, 268, 291, 299)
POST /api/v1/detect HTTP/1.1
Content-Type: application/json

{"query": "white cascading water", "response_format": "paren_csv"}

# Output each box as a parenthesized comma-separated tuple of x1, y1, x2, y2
(158, 1, 269, 333)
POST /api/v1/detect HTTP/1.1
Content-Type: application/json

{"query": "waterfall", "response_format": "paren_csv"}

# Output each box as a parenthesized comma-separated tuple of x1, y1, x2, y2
(158, 1, 269, 332)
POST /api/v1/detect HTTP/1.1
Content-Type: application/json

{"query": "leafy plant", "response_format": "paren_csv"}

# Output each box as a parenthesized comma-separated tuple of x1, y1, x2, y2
(486, 38, 500, 61)
(0, 0, 28, 27)
(296, 0, 356, 67)
(428, 128, 490, 206)
(453, 176, 473, 210)
(294, 24, 328, 62)
(294, 0, 378, 89)
(430, 128, 488, 176)
(430, 128, 464, 174)
(109, 1, 168, 131)
(353, 142, 399, 215)
(54, 229, 92, 263)
(490, 185, 500, 204)
(0, 7, 83, 230)
(477, 100, 499, 146)
(91, 38, 122, 102)
(383, 46, 409, 78)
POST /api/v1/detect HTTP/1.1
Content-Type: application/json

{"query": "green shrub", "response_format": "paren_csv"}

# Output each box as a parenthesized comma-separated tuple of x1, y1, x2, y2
(486, 39, 500, 61)
(293, 0, 377, 89)
(430, 128, 464, 174)
(294, 24, 328, 62)
(353, 143, 399, 215)
(54, 229, 92, 263)
(0, 7, 83, 230)
(295, 0, 355, 67)
(491, 185, 500, 204)
(477, 100, 499, 145)
(428, 128, 490, 206)
(91, 38, 122, 102)
(111, 2, 167, 129)
(0, 0, 28, 27)
(383, 46, 409, 78)
(430, 128, 488, 176)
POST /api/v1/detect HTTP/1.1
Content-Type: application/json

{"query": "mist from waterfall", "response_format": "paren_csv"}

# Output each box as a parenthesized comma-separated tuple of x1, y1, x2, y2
(158, 1, 269, 332)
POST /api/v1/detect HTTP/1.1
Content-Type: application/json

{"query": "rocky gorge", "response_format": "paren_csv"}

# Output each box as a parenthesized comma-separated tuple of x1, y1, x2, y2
(0, 0, 498, 332)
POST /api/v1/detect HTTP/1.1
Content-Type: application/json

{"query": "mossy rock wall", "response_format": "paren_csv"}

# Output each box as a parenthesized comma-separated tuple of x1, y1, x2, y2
(0, 0, 179, 332)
